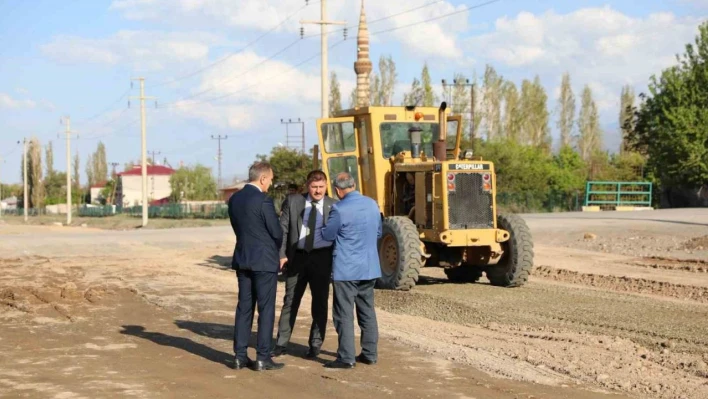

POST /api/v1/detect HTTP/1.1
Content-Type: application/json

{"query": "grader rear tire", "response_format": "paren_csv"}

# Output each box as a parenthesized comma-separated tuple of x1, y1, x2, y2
(376, 216, 424, 291)
(486, 213, 534, 287)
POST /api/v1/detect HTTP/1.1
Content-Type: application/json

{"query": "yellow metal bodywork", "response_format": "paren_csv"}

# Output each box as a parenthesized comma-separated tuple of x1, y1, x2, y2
(316, 105, 509, 256)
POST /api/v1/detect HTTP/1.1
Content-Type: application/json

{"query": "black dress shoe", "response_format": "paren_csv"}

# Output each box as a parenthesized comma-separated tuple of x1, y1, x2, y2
(271, 345, 287, 357)
(305, 347, 320, 359)
(324, 360, 355, 369)
(355, 354, 377, 365)
(231, 356, 253, 370)
(250, 358, 285, 371)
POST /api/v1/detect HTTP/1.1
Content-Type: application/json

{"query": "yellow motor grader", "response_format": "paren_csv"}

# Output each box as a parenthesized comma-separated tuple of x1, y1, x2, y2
(314, 102, 534, 290)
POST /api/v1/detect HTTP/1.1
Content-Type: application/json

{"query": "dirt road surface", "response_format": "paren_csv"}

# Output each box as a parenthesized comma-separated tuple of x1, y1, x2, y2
(1, 209, 707, 399)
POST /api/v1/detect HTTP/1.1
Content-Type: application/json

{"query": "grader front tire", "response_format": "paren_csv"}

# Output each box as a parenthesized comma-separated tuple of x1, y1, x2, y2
(486, 213, 534, 287)
(376, 216, 424, 291)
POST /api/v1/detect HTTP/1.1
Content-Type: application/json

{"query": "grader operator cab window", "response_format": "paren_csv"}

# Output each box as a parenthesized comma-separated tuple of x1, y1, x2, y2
(326, 156, 359, 194)
(322, 121, 356, 153)
(380, 120, 459, 159)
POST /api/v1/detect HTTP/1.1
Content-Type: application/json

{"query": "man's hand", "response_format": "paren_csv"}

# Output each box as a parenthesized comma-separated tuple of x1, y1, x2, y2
(279, 258, 288, 271)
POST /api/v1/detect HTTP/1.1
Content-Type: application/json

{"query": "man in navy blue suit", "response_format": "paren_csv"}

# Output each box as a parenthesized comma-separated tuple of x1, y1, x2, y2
(228, 161, 284, 371)
(322, 172, 382, 369)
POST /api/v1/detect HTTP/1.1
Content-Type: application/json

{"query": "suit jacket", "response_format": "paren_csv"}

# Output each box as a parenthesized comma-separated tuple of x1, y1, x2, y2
(228, 184, 283, 272)
(279, 193, 336, 261)
(322, 191, 382, 281)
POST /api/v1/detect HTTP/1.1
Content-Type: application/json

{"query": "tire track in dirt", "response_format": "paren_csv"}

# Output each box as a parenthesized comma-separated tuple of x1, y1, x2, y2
(533, 265, 708, 303)
(628, 257, 708, 273)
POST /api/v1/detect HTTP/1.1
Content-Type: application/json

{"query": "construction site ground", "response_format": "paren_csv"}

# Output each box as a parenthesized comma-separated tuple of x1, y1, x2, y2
(1, 208, 707, 399)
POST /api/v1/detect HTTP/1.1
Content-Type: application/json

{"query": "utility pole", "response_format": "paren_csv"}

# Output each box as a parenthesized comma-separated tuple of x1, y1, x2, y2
(211, 135, 227, 189)
(22, 138, 28, 222)
(442, 78, 475, 143)
(59, 116, 76, 225)
(280, 118, 305, 153)
(300, 0, 346, 118)
(148, 150, 161, 165)
(129, 78, 156, 228)
(109, 162, 119, 180)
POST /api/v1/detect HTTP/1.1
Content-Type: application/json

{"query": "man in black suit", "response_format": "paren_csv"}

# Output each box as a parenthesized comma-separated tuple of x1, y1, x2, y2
(228, 161, 284, 371)
(272, 170, 336, 359)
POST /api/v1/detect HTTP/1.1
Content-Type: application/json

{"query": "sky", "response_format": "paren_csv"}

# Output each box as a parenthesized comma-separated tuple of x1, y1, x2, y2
(0, 0, 706, 185)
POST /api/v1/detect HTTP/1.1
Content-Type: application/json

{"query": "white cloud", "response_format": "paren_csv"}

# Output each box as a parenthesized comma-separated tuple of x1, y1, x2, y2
(40, 30, 228, 71)
(15, 87, 29, 95)
(109, 0, 470, 59)
(0, 93, 36, 109)
(466, 6, 704, 122)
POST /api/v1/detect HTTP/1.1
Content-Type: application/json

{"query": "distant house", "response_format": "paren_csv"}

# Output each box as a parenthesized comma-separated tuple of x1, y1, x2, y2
(116, 165, 176, 207)
(220, 182, 247, 202)
(90, 181, 107, 204)
(0, 196, 17, 211)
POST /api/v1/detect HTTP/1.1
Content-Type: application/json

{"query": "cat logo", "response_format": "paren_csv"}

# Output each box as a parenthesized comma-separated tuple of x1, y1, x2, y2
(450, 163, 488, 171)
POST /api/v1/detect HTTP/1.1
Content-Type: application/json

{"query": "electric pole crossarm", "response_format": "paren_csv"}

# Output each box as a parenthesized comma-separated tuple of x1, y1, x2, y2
(299, 20, 346, 25)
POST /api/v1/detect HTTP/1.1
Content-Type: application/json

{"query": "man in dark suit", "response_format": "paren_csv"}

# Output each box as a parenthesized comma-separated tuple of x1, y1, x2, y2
(322, 172, 382, 369)
(272, 170, 336, 359)
(228, 161, 284, 371)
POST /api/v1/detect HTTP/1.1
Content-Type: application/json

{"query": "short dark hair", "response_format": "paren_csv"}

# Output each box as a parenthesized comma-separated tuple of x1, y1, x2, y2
(306, 170, 327, 186)
(248, 161, 272, 182)
(288, 183, 299, 190)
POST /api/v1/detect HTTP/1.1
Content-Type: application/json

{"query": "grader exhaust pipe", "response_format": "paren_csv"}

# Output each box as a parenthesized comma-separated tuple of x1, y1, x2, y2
(433, 101, 447, 161)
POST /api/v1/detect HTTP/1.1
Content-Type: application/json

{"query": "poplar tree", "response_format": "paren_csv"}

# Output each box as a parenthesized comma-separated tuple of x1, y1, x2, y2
(556, 72, 575, 149)
(577, 85, 603, 161)
(329, 71, 342, 116)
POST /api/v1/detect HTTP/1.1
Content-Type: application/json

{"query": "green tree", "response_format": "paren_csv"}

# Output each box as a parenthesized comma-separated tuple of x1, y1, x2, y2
(168, 164, 218, 201)
(549, 146, 586, 194)
(502, 81, 522, 142)
(27, 137, 44, 208)
(556, 72, 575, 149)
(402, 77, 422, 106)
(73, 153, 80, 189)
(524, 76, 551, 152)
(628, 23, 708, 190)
(377, 55, 397, 106)
(44, 171, 67, 205)
(482, 65, 504, 140)
(256, 146, 312, 187)
(329, 71, 342, 116)
(451, 73, 470, 135)
(85, 154, 95, 188)
(619, 84, 635, 153)
(92, 142, 108, 184)
(45, 141, 54, 176)
(576, 85, 602, 161)
(421, 63, 437, 106)
(369, 70, 381, 106)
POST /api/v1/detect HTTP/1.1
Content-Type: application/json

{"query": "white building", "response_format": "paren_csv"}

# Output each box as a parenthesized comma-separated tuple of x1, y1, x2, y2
(90, 182, 107, 204)
(116, 165, 175, 207)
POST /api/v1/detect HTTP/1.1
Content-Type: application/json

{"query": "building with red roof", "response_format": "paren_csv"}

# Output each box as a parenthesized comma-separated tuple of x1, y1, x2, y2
(116, 165, 176, 207)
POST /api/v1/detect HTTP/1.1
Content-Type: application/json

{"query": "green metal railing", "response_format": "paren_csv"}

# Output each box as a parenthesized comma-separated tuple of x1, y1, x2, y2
(584, 181, 652, 207)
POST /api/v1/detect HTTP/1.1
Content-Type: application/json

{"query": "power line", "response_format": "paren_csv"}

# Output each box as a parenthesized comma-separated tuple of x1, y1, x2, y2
(148, 1, 318, 89)
(73, 88, 131, 125)
(370, 0, 500, 36)
(158, 38, 303, 108)
(302, 0, 444, 39)
(163, 38, 348, 109)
